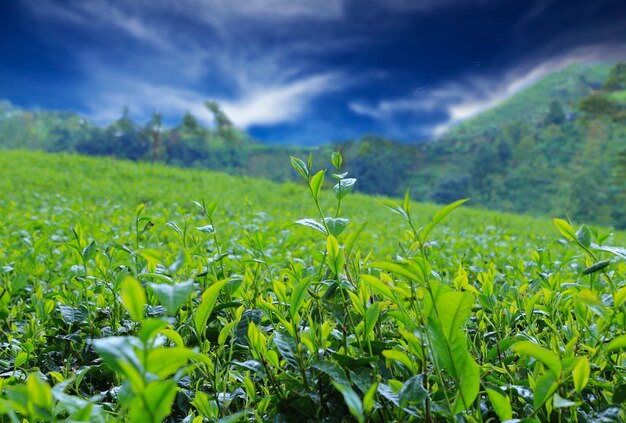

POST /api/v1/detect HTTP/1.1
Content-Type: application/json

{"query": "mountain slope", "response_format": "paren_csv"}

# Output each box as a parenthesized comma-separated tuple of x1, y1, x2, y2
(449, 62, 613, 136)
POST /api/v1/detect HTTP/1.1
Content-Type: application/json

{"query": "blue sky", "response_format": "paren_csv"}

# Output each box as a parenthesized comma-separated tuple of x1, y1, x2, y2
(1, 0, 626, 144)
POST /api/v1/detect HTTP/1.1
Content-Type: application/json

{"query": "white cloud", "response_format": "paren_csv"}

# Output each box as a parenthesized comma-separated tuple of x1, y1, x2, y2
(352, 43, 626, 137)
(84, 71, 344, 128)
(25, 0, 351, 128)
(220, 73, 343, 127)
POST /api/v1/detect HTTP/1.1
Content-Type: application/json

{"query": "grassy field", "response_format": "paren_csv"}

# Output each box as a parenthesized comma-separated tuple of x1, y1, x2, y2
(0, 150, 625, 422)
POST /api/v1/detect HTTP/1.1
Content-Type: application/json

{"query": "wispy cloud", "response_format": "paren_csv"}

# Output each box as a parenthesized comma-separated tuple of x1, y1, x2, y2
(24, 0, 353, 128)
(83, 68, 345, 129)
(351, 43, 626, 137)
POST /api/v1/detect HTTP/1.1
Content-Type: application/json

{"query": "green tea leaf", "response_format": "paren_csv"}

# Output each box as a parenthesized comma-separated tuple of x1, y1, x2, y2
(572, 357, 590, 393)
(533, 372, 557, 410)
(121, 276, 146, 322)
(421, 198, 468, 242)
(582, 260, 610, 275)
(552, 393, 576, 408)
(146, 347, 193, 378)
(487, 388, 512, 421)
(312, 361, 350, 386)
(194, 279, 228, 337)
(606, 335, 626, 352)
(576, 225, 592, 248)
(334, 178, 356, 200)
(295, 218, 328, 235)
(399, 375, 427, 407)
(310, 169, 326, 200)
(290, 156, 309, 179)
(452, 353, 480, 413)
(327, 235, 344, 275)
(290, 278, 312, 319)
(379, 200, 408, 219)
(325, 217, 349, 237)
(437, 291, 474, 342)
(26, 375, 53, 421)
(363, 379, 379, 414)
(364, 302, 381, 340)
(402, 189, 411, 216)
(331, 151, 342, 171)
(553, 218, 576, 241)
(512, 341, 561, 377)
(273, 331, 299, 369)
(333, 382, 364, 423)
(148, 279, 194, 314)
(132, 380, 177, 423)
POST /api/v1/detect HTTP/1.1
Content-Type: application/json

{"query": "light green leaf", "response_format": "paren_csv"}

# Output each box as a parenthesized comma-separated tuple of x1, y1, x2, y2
(331, 151, 342, 171)
(148, 279, 194, 314)
(327, 235, 344, 275)
(290, 278, 312, 319)
(437, 291, 474, 342)
(421, 198, 468, 242)
(512, 341, 561, 377)
(295, 218, 327, 235)
(146, 347, 193, 378)
(310, 169, 326, 200)
(552, 393, 576, 408)
(379, 199, 408, 219)
(121, 276, 146, 322)
(573, 357, 590, 393)
(553, 218, 576, 241)
(426, 318, 467, 380)
(290, 156, 309, 179)
(606, 335, 626, 353)
(364, 302, 381, 340)
(486, 388, 512, 421)
(452, 353, 480, 413)
(131, 380, 177, 423)
(368, 261, 422, 282)
(26, 375, 53, 421)
(403, 189, 411, 216)
(363, 380, 379, 414)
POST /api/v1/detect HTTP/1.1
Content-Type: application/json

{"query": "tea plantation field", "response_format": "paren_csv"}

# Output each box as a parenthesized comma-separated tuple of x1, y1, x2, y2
(0, 150, 625, 422)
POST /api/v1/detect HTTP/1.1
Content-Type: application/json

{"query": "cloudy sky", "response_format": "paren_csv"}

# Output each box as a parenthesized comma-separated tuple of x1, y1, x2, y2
(1, 0, 626, 144)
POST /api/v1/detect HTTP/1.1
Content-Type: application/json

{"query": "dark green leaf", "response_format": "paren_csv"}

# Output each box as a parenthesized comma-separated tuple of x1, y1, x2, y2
(399, 375, 427, 407)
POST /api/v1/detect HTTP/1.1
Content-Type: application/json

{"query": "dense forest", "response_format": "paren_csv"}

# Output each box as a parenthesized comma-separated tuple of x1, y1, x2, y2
(1, 62, 624, 228)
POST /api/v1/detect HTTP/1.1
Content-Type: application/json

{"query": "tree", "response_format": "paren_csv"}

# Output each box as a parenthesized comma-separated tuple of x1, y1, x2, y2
(145, 111, 164, 162)
(603, 62, 626, 91)
(543, 100, 565, 126)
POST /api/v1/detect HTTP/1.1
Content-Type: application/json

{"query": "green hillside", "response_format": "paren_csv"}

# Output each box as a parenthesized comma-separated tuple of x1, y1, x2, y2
(0, 62, 625, 230)
(0, 150, 625, 421)
(449, 62, 613, 136)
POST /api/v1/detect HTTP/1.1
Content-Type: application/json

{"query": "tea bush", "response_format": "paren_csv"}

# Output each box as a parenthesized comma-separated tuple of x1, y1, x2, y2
(0, 150, 624, 422)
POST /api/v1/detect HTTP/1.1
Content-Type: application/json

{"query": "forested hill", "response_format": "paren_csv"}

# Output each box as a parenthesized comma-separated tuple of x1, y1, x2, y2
(448, 63, 613, 137)
(0, 62, 625, 228)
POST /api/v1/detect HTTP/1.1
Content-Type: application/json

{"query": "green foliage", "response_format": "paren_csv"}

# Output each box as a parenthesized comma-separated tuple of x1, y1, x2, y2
(0, 146, 625, 421)
(1, 61, 625, 229)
